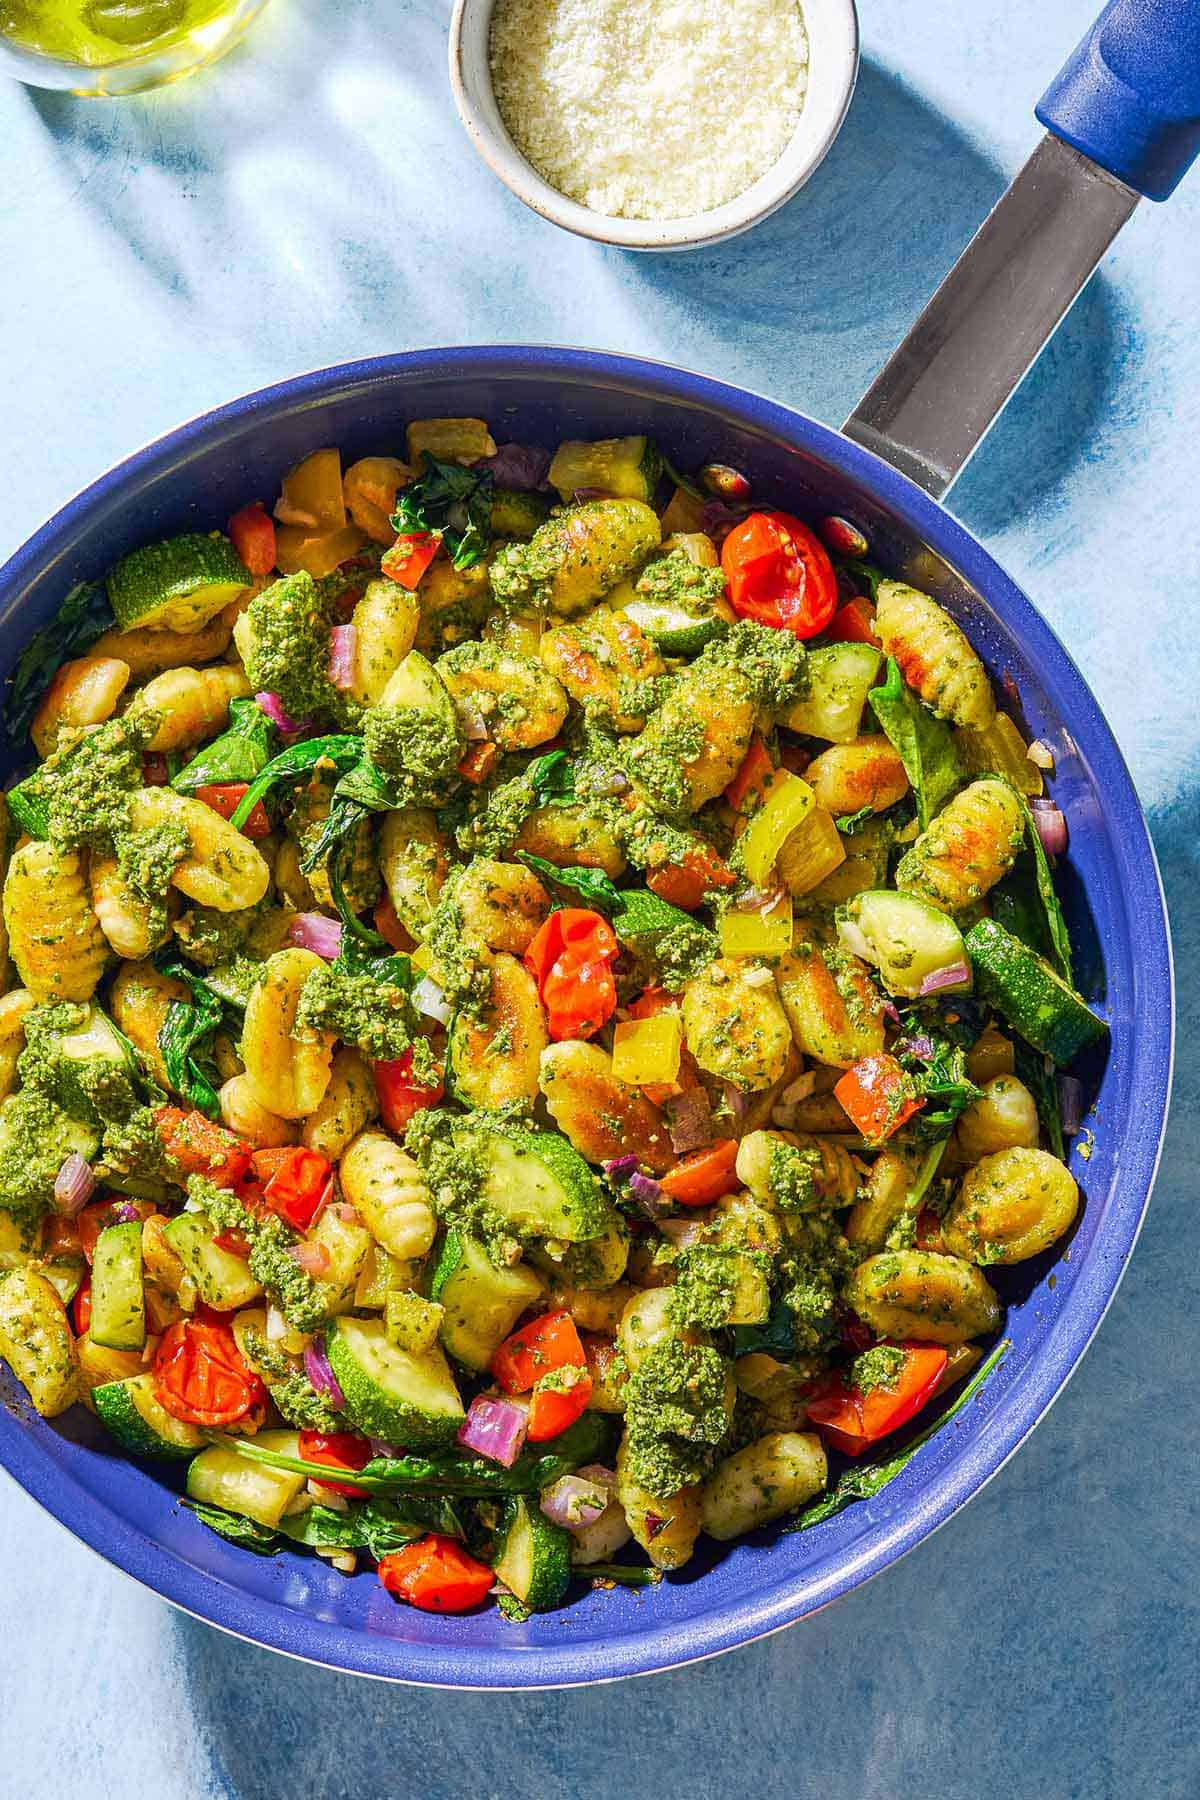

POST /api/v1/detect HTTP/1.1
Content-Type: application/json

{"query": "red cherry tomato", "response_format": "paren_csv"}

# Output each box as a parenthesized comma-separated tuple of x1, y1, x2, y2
(152, 1317, 266, 1427)
(298, 1429, 373, 1498)
(523, 909, 620, 1041)
(228, 503, 277, 577)
(377, 1535, 494, 1613)
(490, 1311, 587, 1394)
(373, 1049, 445, 1136)
(721, 511, 838, 639)
(806, 1344, 948, 1457)
(261, 1147, 334, 1234)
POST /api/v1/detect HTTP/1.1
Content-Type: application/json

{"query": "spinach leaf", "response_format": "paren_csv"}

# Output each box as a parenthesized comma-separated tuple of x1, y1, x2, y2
(279, 1496, 460, 1556)
(5, 579, 114, 747)
(897, 1035, 980, 1136)
(991, 856, 1051, 960)
(154, 954, 228, 1119)
(657, 449, 698, 499)
(392, 454, 494, 571)
(172, 697, 276, 794)
(732, 1293, 795, 1359)
(868, 657, 963, 829)
(527, 749, 575, 804)
(788, 1339, 1009, 1533)
(517, 853, 622, 912)
(229, 734, 363, 831)
(1014, 1041, 1066, 1161)
(836, 559, 886, 600)
(585, 1563, 663, 1589)
(1018, 795, 1073, 984)
(835, 805, 877, 835)
(334, 935, 413, 989)
(183, 1500, 282, 1554)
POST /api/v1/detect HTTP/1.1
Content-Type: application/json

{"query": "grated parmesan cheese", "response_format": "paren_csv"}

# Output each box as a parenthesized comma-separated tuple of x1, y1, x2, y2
(489, 0, 810, 222)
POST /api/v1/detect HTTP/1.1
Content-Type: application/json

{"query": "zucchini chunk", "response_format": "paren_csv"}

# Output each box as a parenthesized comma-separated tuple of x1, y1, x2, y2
(326, 1316, 464, 1447)
(93, 1373, 204, 1458)
(431, 1231, 545, 1372)
(965, 917, 1108, 1064)
(494, 1495, 571, 1610)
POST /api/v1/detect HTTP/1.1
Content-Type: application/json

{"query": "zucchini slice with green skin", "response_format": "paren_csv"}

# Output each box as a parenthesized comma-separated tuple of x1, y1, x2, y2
(780, 642, 884, 744)
(548, 436, 661, 505)
(431, 1231, 545, 1372)
(965, 917, 1108, 1064)
(838, 889, 970, 1000)
(494, 1495, 572, 1610)
(473, 1128, 610, 1243)
(107, 533, 251, 632)
(491, 490, 553, 540)
(326, 1316, 464, 1447)
(186, 1431, 305, 1528)
(620, 596, 728, 657)
(89, 1220, 146, 1352)
(163, 1212, 264, 1312)
(93, 1373, 204, 1458)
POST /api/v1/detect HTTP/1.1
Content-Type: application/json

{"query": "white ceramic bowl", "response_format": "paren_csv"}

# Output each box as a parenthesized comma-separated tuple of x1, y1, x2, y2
(449, 0, 860, 251)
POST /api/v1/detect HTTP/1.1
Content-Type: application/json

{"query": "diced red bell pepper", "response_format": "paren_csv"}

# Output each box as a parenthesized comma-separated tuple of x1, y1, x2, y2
(833, 1054, 924, 1143)
(806, 1343, 948, 1456)
(194, 782, 272, 838)
(229, 503, 277, 577)
(382, 532, 440, 590)
(646, 842, 735, 912)
(458, 741, 499, 785)
(490, 1310, 586, 1394)
(373, 1049, 444, 1136)
(298, 1429, 374, 1498)
(261, 1147, 334, 1234)
(155, 1107, 252, 1187)
(658, 1139, 739, 1207)
(527, 1365, 593, 1441)
(827, 597, 879, 645)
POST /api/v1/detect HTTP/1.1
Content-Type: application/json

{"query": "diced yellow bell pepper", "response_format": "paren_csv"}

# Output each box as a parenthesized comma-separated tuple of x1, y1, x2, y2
(275, 448, 347, 533)
(274, 523, 368, 579)
(740, 772, 817, 886)
(720, 891, 794, 960)
(611, 1012, 683, 1087)
(956, 711, 1044, 796)
(778, 805, 847, 896)
(409, 942, 445, 983)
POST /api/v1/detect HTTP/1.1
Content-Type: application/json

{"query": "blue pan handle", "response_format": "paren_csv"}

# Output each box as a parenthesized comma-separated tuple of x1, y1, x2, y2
(1037, 0, 1200, 200)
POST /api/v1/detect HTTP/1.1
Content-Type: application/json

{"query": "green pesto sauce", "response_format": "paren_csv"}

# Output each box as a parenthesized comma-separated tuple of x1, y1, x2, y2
(635, 549, 726, 609)
(850, 1344, 907, 1396)
(622, 1338, 731, 1495)
(296, 963, 422, 1064)
(267, 1370, 346, 1431)
(241, 572, 360, 728)
(623, 708, 707, 815)
(698, 620, 809, 712)
(363, 704, 462, 800)
(189, 1175, 329, 1333)
(768, 1139, 825, 1215)
(403, 1109, 521, 1259)
(18, 1003, 141, 1131)
(99, 1106, 167, 1181)
(669, 1246, 738, 1330)
(778, 1215, 859, 1352)
(423, 878, 493, 1018)
(41, 711, 159, 850)
(0, 1088, 94, 1223)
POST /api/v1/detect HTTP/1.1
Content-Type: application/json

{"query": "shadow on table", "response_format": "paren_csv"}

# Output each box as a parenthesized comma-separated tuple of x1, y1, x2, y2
(25, 40, 1135, 539)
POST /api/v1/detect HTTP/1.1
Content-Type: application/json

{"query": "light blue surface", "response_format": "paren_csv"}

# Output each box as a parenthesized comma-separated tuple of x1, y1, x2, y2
(0, 0, 1196, 1791)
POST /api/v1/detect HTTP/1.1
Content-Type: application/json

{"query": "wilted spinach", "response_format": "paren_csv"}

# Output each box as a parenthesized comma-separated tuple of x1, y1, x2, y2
(392, 454, 494, 571)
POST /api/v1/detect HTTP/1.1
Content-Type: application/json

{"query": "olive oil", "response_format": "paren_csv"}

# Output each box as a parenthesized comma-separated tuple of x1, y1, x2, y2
(0, 0, 270, 87)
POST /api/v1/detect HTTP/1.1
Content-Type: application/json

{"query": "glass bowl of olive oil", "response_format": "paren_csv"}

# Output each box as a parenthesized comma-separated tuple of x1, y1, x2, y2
(0, 0, 272, 93)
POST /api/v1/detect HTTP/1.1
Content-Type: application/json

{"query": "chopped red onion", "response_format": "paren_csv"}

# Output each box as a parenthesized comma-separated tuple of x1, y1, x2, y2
(666, 1087, 714, 1154)
(473, 443, 552, 491)
(780, 1071, 816, 1106)
(412, 974, 452, 1025)
(732, 884, 785, 915)
(717, 1081, 748, 1124)
(457, 1394, 529, 1467)
(603, 1155, 640, 1182)
(628, 1171, 666, 1217)
(52, 1153, 95, 1216)
(333, 1201, 363, 1226)
(882, 999, 902, 1026)
(895, 1033, 935, 1062)
(289, 1241, 331, 1279)
(539, 1473, 610, 1530)
(303, 1339, 346, 1410)
(657, 1214, 711, 1249)
(918, 963, 971, 997)
(289, 912, 343, 960)
(328, 624, 357, 691)
(368, 1437, 403, 1459)
(110, 1201, 141, 1224)
(256, 691, 310, 737)
(576, 1464, 616, 1489)
(1029, 800, 1068, 856)
(1058, 1074, 1085, 1137)
(701, 498, 752, 542)
(573, 486, 607, 502)
(454, 696, 490, 741)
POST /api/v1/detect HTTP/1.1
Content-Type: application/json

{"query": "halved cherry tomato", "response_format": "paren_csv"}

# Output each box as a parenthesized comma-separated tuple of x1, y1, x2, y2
(721, 510, 838, 639)
(658, 1138, 739, 1207)
(261, 1147, 334, 1234)
(491, 1310, 586, 1394)
(377, 1536, 494, 1613)
(827, 596, 879, 645)
(527, 1366, 593, 1441)
(298, 1429, 373, 1498)
(915, 1207, 945, 1252)
(373, 1049, 445, 1136)
(723, 733, 775, 819)
(523, 908, 619, 1041)
(229, 503, 277, 577)
(373, 895, 414, 952)
(153, 1316, 266, 1427)
(212, 1228, 252, 1259)
(626, 986, 678, 1021)
(806, 1343, 948, 1456)
(382, 532, 440, 590)
(43, 1214, 83, 1261)
(194, 782, 272, 839)
(833, 1054, 924, 1143)
(458, 741, 499, 785)
(155, 1106, 252, 1187)
(72, 1279, 92, 1337)
(646, 842, 736, 912)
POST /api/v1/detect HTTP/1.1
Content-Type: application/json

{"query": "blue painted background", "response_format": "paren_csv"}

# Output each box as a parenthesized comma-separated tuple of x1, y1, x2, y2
(0, 1, 1197, 1793)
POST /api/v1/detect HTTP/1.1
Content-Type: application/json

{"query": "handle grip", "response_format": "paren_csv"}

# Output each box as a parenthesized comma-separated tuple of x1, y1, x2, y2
(1037, 0, 1200, 200)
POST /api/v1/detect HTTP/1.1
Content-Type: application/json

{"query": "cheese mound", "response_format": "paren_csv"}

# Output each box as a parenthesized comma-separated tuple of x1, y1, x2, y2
(490, 0, 810, 222)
